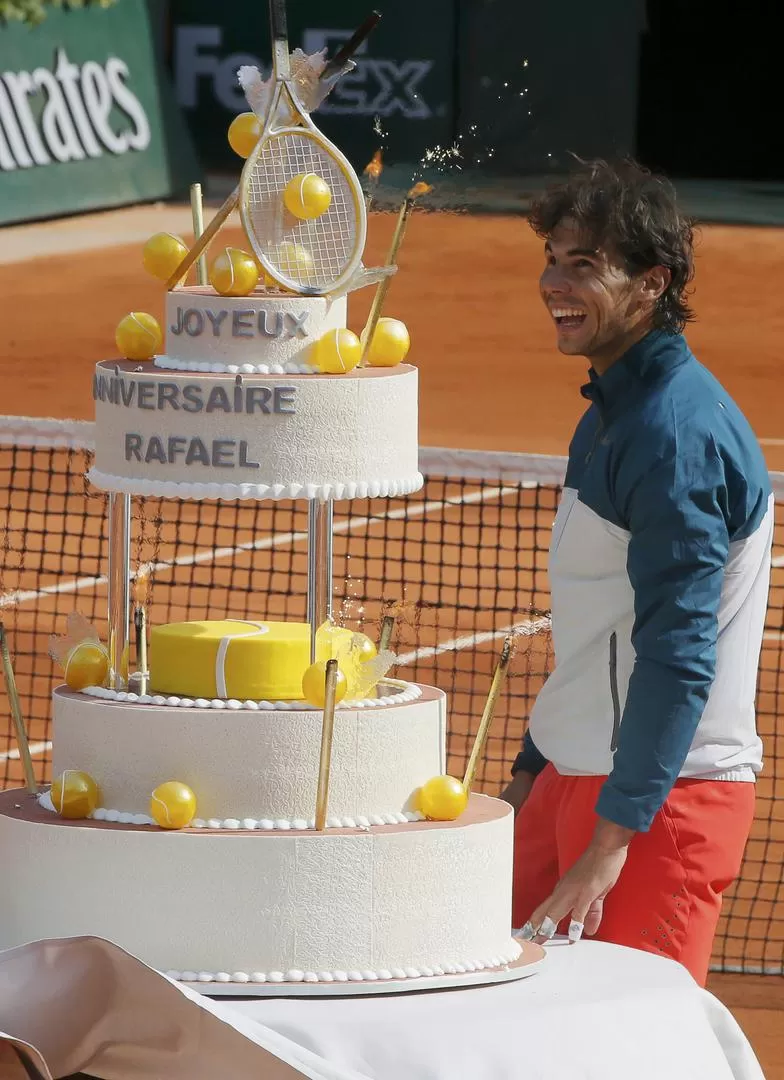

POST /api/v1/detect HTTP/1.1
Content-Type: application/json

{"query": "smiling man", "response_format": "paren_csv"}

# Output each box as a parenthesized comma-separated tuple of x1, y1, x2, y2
(502, 159, 773, 985)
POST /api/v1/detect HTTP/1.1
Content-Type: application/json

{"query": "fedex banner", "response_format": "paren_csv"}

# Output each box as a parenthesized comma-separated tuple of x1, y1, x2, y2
(169, 0, 456, 171)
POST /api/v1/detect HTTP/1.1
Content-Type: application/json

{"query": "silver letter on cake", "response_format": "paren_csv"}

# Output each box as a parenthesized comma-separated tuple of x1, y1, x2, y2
(183, 309, 205, 336)
(232, 310, 254, 338)
(287, 311, 309, 338)
(273, 386, 296, 414)
(259, 310, 284, 338)
(205, 309, 228, 337)
(125, 433, 142, 461)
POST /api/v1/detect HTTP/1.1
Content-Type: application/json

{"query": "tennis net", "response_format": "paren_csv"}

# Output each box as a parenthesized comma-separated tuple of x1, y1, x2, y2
(0, 416, 782, 974)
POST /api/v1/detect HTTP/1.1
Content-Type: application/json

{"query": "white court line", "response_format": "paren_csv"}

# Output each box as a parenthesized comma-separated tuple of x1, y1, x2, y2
(0, 485, 519, 610)
(759, 438, 784, 446)
(395, 620, 780, 659)
(709, 963, 784, 976)
(396, 616, 552, 667)
(0, 204, 199, 266)
(1, 740, 51, 762)
(772, 554, 784, 568)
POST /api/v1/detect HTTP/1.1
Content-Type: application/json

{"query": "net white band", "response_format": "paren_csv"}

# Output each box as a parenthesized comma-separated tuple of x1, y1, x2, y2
(2, 417, 783, 501)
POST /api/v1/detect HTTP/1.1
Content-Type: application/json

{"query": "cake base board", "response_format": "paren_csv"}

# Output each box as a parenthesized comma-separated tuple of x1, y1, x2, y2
(177, 941, 544, 998)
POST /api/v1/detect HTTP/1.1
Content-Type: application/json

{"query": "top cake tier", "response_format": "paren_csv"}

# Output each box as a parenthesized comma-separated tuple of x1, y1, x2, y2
(89, 289, 422, 502)
(156, 285, 345, 375)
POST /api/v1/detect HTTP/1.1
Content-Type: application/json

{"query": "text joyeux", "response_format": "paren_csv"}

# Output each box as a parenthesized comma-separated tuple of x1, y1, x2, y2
(169, 306, 310, 339)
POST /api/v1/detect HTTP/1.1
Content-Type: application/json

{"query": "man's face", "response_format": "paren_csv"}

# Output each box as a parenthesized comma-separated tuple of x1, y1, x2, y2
(539, 219, 650, 364)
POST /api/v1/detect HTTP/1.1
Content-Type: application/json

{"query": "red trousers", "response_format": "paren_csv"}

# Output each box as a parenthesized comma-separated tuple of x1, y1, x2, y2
(512, 764, 755, 986)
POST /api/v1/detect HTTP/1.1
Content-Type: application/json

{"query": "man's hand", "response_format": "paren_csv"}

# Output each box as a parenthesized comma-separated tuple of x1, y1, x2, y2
(520, 819, 634, 942)
(499, 770, 536, 815)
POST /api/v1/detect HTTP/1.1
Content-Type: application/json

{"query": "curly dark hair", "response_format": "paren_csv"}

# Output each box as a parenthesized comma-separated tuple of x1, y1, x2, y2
(528, 158, 696, 334)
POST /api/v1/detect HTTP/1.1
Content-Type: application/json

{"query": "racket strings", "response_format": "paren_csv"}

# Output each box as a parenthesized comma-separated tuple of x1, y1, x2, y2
(245, 132, 358, 290)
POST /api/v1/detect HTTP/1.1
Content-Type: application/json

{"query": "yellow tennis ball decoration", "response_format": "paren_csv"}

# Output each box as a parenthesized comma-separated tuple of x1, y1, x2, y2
(209, 247, 260, 297)
(115, 312, 162, 361)
(361, 317, 411, 367)
(352, 632, 378, 664)
(51, 770, 101, 820)
(283, 172, 332, 220)
(302, 660, 348, 707)
(142, 232, 188, 281)
(228, 111, 262, 158)
(417, 775, 468, 821)
(276, 240, 315, 281)
(150, 781, 197, 830)
(64, 640, 109, 691)
(311, 328, 362, 374)
(257, 266, 293, 294)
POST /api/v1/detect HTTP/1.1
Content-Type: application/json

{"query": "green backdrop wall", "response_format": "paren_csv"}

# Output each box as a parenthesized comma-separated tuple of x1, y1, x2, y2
(0, 0, 199, 224)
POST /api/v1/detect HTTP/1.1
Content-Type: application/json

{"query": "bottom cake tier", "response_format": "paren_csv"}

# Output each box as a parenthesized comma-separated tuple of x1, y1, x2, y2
(0, 790, 520, 984)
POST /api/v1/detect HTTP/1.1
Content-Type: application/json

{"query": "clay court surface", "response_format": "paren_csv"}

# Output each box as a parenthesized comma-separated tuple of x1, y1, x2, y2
(0, 206, 783, 1075)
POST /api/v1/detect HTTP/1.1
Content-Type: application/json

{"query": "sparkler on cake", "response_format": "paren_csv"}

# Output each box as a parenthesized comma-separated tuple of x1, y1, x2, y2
(363, 148, 383, 212)
(417, 635, 513, 821)
(358, 180, 430, 366)
(0, 621, 38, 795)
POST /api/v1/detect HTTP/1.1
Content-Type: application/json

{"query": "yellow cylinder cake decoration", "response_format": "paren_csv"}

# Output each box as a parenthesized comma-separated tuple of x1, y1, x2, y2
(149, 620, 354, 701)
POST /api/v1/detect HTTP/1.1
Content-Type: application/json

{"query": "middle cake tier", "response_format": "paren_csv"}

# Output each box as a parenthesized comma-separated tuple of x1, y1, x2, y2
(88, 361, 423, 501)
(51, 685, 445, 827)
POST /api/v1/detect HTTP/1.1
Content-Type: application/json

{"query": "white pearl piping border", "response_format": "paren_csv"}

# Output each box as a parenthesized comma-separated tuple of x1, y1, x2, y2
(37, 790, 424, 832)
(80, 681, 423, 711)
(154, 356, 317, 376)
(86, 468, 425, 503)
(165, 946, 522, 987)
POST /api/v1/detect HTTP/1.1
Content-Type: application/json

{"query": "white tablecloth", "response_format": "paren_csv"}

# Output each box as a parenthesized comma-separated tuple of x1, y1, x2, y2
(0, 936, 765, 1080)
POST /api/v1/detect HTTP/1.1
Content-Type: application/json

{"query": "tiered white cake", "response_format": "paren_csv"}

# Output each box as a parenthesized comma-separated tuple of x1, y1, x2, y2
(0, 280, 522, 989)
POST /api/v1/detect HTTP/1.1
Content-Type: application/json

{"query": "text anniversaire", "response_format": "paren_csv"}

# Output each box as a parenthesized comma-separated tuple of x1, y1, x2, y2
(170, 306, 310, 340)
(93, 372, 296, 416)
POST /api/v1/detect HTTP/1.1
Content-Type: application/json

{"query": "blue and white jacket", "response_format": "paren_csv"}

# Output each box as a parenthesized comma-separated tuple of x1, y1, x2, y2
(514, 330, 773, 832)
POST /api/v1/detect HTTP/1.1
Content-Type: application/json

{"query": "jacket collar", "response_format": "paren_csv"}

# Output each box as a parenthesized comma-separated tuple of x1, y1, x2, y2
(580, 330, 691, 417)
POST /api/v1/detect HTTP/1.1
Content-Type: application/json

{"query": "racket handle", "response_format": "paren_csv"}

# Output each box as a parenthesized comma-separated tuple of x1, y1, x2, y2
(269, 0, 290, 73)
(321, 11, 382, 80)
(166, 186, 239, 290)
(269, 0, 288, 38)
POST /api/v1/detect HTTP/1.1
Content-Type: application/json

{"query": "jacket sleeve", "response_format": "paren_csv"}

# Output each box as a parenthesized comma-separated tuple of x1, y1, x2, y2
(595, 442, 730, 832)
(512, 729, 549, 777)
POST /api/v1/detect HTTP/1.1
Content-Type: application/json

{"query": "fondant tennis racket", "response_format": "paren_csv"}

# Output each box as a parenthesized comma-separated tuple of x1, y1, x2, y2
(238, 0, 368, 296)
(165, 10, 381, 292)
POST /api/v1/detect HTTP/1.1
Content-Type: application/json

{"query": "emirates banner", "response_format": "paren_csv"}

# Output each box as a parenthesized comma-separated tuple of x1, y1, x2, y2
(0, 0, 199, 225)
